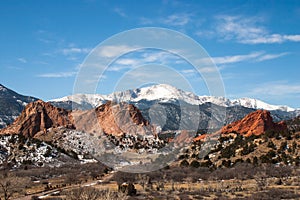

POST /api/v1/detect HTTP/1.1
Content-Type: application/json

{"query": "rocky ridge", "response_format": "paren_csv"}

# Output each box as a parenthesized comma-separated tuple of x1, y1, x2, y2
(220, 110, 288, 137)
(0, 100, 74, 137)
(95, 101, 153, 136)
(0, 100, 154, 138)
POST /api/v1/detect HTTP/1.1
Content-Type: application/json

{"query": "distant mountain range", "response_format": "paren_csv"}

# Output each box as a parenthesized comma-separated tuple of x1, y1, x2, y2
(0, 83, 299, 130)
(51, 84, 296, 112)
(50, 84, 299, 131)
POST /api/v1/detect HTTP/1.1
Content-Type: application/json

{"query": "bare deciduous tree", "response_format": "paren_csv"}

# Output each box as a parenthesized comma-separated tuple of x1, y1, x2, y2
(0, 173, 29, 200)
(136, 174, 149, 191)
(254, 174, 268, 191)
(65, 187, 127, 200)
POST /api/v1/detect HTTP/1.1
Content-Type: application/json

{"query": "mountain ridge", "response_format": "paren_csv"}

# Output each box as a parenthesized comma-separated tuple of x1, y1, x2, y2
(0, 84, 38, 128)
(51, 84, 296, 112)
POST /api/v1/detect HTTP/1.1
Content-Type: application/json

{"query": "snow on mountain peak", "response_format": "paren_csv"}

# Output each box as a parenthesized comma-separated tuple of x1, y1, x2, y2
(51, 93, 107, 107)
(50, 84, 296, 112)
(0, 84, 7, 92)
(232, 97, 295, 112)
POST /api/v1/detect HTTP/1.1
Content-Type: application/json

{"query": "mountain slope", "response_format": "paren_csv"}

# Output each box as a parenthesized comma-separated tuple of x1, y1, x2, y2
(183, 110, 299, 169)
(0, 84, 38, 128)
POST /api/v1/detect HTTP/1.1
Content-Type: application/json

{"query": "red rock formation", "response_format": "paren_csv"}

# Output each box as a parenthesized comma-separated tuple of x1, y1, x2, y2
(0, 100, 155, 138)
(193, 134, 207, 142)
(221, 110, 287, 137)
(0, 100, 75, 137)
(95, 101, 153, 136)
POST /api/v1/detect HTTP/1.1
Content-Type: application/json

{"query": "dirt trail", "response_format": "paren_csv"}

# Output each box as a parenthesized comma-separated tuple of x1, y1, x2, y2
(14, 171, 116, 200)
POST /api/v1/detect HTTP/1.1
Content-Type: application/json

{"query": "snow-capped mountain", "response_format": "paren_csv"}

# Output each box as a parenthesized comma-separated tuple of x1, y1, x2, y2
(51, 84, 296, 112)
(231, 98, 295, 112)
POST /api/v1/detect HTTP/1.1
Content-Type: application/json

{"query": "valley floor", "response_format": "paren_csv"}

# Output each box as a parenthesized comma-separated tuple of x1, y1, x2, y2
(1, 163, 299, 200)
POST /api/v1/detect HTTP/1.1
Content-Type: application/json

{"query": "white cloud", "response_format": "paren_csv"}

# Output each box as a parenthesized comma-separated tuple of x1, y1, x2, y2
(162, 14, 192, 26)
(37, 71, 77, 78)
(180, 68, 217, 77)
(212, 52, 263, 65)
(114, 65, 193, 92)
(108, 49, 288, 73)
(216, 15, 300, 44)
(255, 52, 289, 62)
(96, 45, 137, 58)
(139, 13, 192, 27)
(204, 51, 288, 66)
(283, 35, 300, 42)
(17, 58, 27, 63)
(115, 58, 139, 66)
(196, 30, 215, 39)
(139, 17, 153, 25)
(181, 69, 196, 74)
(107, 50, 182, 72)
(248, 82, 300, 96)
(61, 47, 91, 55)
(113, 7, 127, 17)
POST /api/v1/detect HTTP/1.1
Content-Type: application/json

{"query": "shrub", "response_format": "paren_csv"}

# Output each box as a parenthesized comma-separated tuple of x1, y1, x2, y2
(180, 160, 189, 167)
(190, 160, 200, 168)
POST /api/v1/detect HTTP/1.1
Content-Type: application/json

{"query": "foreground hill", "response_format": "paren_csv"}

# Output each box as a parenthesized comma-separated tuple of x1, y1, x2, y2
(182, 110, 299, 169)
(0, 100, 158, 168)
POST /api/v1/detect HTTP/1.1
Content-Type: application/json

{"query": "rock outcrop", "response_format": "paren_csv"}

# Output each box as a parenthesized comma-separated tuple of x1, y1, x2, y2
(221, 110, 287, 137)
(0, 100, 74, 137)
(95, 101, 153, 136)
(0, 100, 154, 138)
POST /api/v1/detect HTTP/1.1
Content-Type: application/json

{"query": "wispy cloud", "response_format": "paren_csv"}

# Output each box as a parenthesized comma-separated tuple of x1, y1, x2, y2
(162, 13, 192, 26)
(198, 51, 288, 66)
(115, 58, 140, 66)
(96, 45, 137, 58)
(107, 50, 183, 72)
(106, 49, 288, 74)
(139, 17, 153, 25)
(212, 52, 264, 65)
(255, 52, 289, 62)
(215, 15, 300, 44)
(61, 47, 91, 55)
(17, 58, 27, 63)
(37, 71, 77, 78)
(139, 13, 193, 27)
(181, 69, 197, 75)
(113, 7, 127, 17)
(35, 29, 58, 44)
(247, 82, 300, 96)
(113, 65, 193, 92)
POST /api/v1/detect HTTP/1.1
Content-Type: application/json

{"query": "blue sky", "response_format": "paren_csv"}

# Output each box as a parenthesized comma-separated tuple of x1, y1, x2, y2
(0, 0, 300, 108)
